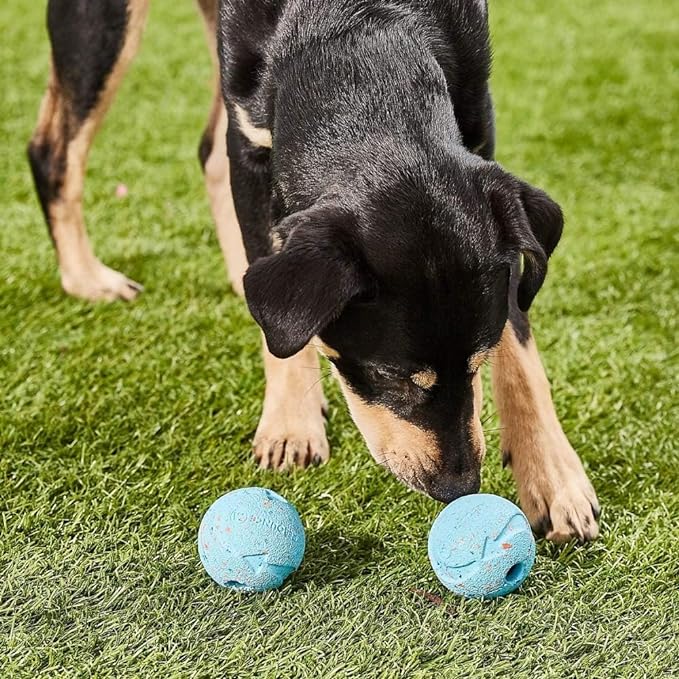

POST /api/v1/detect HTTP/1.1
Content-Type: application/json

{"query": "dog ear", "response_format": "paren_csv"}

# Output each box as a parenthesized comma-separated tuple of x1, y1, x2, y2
(489, 172, 564, 311)
(243, 204, 367, 358)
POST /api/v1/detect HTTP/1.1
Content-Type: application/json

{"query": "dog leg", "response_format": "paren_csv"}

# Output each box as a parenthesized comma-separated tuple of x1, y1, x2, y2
(27, 0, 149, 301)
(223, 108, 329, 469)
(214, 0, 330, 468)
(196, 0, 248, 296)
(491, 309, 600, 543)
(253, 341, 329, 470)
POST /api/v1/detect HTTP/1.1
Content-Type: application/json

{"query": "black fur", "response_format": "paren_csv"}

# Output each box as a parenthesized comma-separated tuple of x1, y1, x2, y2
(507, 261, 531, 345)
(244, 203, 367, 358)
(47, 0, 129, 122)
(219, 0, 564, 501)
(225, 118, 275, 262)
(27, 140, 64, 236)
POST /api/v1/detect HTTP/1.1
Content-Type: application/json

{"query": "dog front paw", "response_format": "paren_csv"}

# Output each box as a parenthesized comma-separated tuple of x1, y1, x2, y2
(509, 432, 600, 543)
(252, 410, 329, 470)
(536, 484, 600, 544)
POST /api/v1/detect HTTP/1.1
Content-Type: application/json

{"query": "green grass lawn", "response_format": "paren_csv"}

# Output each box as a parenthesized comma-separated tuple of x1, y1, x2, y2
(1, 1, 677, 676)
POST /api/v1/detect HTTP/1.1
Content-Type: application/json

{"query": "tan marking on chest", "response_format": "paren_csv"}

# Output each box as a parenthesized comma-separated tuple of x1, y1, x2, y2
(234, 104, 273, 148)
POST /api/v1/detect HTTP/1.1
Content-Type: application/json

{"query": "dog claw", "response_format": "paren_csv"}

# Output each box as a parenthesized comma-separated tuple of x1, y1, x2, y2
(533, 514, 553, 538)
(252, 432, 329, 471)
(591, 501, 601, 520)
(61, 260, 143, 302)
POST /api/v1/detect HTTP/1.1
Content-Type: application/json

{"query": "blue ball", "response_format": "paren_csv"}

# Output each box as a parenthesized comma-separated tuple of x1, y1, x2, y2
(198, 487, 305, 592)
(428, 494, 535, 599)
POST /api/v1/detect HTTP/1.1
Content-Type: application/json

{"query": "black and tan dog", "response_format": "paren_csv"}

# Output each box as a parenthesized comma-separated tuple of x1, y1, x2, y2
(28, 0, 599, 542)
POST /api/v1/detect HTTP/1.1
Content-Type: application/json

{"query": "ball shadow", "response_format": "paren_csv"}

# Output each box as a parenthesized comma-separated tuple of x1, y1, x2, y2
(290, 526, 387, 588)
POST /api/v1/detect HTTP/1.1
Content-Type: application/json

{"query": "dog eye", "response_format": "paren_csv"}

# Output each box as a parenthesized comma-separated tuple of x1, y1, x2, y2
(372, 364, 401, 380)
(365, 364, 414, 390)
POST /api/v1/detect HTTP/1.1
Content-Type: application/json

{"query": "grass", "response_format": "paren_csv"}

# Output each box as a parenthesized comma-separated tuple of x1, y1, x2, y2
(1, 0, 677, 676)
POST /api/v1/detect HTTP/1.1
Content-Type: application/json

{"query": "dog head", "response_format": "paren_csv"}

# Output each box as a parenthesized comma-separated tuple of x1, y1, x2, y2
(244, 155, 563, 502)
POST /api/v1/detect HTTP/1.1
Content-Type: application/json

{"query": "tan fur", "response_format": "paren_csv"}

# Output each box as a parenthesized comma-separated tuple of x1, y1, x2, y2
(471, 370, 486, 459)
(491, 323, 600, 542)
(195, 0, 217, 25)
(336, 375, 439, 492)
(312, 337, 340, 359)
(411, 369, 437, 390)
(203, 104, 248, 296)
(468, 349, 490, 373)
(234, 104, 273, 149)
(33, 0, 150, 301)
(198, 3, 248, 296)
(253, 340, 329, 469)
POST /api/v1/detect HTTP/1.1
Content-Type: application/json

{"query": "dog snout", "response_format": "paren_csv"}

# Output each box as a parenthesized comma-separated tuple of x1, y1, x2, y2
(422, 467, 481, 504)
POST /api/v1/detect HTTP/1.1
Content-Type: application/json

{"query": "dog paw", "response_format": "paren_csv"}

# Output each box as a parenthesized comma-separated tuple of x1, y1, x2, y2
(253, 410, 329, 470)
(253, 343, 329, 471)
(61, 260, 143, 302)
(509, 432, 600, 543)
(253, 432, 329, 470)
(537, 484, 600, 544)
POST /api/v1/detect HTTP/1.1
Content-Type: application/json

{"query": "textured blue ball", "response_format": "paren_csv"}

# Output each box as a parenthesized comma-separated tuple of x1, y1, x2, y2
(428, 494, 535, 599)
(198, 487, 305, 592)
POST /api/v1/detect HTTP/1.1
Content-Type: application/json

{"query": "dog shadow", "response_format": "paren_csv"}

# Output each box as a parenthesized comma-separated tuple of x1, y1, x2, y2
(290, 526, 386, 588)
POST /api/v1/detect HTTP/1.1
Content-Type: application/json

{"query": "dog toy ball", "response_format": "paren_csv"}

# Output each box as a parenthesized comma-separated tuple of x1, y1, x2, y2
(428, 494, 535, 599)
(198, 487, 305, 592)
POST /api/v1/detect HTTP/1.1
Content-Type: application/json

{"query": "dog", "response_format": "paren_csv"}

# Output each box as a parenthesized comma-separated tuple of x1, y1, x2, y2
(28, 0, 599, 543)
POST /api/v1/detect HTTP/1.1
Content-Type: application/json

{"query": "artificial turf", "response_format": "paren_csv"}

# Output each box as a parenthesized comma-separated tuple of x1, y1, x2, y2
(1, 1, 677, 676)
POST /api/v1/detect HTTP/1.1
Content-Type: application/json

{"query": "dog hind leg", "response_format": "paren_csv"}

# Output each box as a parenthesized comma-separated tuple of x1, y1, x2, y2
(27, 0, 150, 301)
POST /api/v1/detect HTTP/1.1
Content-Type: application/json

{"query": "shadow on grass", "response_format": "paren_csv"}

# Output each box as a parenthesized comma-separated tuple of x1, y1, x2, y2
(291, 526, 387, 588)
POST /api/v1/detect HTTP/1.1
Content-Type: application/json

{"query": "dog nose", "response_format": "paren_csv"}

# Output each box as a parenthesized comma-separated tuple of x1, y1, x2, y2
(423, 469, 481, 504)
